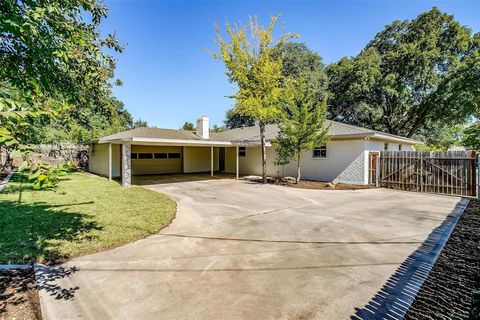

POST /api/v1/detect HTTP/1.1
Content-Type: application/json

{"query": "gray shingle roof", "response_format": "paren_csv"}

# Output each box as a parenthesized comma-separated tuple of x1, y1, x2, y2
(210, 120, 410, 143)
(96, 120, 420, 144)
(98, 127, 202, 142)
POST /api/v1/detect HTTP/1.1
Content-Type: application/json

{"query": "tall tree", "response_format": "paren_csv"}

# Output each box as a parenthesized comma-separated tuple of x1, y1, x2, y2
(275, 79, 329, 183)
(0, 0, 123, 183)
(181, 121, 195, 130)
(327, 7, 480, 139)
(1, 0, 121, 103)
(462, 122, 480, 150)
(1, 0, 123, 146)
(272, 42, 328, 100)
(211, 16, 296, 183)
(224, 107, 256, 129)
(224, 42, 328, 129)
(133, 118, 148, 128)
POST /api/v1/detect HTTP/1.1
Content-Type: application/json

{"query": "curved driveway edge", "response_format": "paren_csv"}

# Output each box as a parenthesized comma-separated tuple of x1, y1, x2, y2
(36, 176, 465, 319)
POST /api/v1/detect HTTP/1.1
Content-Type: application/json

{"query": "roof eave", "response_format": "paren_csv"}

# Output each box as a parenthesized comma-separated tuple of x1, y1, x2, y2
(98, 137, 233, 146)
(329, 132, 421, 144)
(369, 133, 423, 145)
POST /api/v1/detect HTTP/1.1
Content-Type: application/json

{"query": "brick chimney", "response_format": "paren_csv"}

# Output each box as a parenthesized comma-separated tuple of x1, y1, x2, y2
(196, 116, 209, 139)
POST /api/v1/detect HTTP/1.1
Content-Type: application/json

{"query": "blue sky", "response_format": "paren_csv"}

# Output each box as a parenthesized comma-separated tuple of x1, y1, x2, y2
(103, 0, 479, 129)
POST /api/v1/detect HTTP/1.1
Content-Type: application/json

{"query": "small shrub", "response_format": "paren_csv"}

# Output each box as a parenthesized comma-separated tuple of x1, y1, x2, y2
(20, 161, 76, 190)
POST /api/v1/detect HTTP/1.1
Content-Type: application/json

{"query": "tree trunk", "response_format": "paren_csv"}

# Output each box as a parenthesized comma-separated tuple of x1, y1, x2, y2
(296, 154, 301, 183)
(260, 121, 267, 184)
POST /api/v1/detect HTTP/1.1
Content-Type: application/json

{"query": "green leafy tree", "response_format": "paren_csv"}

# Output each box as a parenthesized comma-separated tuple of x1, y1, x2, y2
(1, 0, 121, 103)
(224, 107, 256, 129)
(224, 42, 328, 129)
(133, 118, 148, 129)
(275, 79, 329, 183)
(1, 0, 123, 187)
(211, 16, 297, 183)
(327, 7, 480, 139)
(211, 124, 225, 133)
(272, 42, 328, 100)
(462, 122, 480, 150)
(181, 121, 195, 130)
(413, 123, 464, 150)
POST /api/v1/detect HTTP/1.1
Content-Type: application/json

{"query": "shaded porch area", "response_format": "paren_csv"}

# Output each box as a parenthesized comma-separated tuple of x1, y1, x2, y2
(132, 172, 236, 186)
(108, 143, 244, 188)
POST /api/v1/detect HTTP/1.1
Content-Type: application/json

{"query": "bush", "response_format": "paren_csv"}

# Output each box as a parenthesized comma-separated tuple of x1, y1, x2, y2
(20, 161, 76, 190)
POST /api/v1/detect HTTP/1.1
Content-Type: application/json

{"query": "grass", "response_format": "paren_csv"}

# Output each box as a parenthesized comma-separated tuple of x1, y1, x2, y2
(0, 172, 176, 264)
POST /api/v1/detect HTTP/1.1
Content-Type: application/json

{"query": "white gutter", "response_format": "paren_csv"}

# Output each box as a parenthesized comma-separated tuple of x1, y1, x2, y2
(97, 137, 272, 147)
(97, 133, 416, 146)
(369, 133, 423, 144)
(98, 137, 233, 147)
(330, 132, 421, 144)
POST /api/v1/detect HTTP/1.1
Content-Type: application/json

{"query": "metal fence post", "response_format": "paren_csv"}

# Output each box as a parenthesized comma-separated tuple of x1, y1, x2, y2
(477, 153, 479, 200)
(375, 153, 380, 188)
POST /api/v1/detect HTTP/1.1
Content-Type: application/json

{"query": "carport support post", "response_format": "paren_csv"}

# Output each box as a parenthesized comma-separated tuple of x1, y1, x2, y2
(236, 146, 239, 180)
(210, 146, 214, 177)
(122, 142, 131, 188)
(108, 143, 112, 181)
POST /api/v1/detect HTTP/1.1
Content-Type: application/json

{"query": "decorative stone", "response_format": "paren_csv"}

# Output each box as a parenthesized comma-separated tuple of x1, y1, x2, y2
(122, 143, 131, 188)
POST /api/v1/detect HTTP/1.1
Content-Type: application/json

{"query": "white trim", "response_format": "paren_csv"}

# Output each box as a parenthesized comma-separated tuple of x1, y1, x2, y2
(210, 146, 214, 177)
(99, 137, 232, 147)
(98, 137, 273, 148)
(332, 133, 420, 145)
(236, 146, 239, 180)
(108, 143, 112, 181)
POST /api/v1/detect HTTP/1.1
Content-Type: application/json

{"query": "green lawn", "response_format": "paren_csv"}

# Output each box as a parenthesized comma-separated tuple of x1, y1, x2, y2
(0, 172, 176, 264)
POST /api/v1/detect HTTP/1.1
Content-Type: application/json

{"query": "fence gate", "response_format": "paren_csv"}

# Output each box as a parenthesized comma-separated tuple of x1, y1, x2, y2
(377, 151, 477, 197)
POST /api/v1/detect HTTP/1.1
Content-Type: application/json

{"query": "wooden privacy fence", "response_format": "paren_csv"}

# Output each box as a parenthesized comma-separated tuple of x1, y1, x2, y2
(373, 150, 478, 197)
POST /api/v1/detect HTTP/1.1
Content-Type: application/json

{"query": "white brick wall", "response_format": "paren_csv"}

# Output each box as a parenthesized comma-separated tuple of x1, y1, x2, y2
(280, 139, 368, 184)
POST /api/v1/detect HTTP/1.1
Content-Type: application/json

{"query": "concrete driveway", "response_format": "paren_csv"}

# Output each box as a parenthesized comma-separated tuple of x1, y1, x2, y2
(36, 175, 464, 320)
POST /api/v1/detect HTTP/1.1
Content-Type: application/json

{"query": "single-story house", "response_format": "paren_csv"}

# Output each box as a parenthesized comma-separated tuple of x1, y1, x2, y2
(88, 116, 420, 187)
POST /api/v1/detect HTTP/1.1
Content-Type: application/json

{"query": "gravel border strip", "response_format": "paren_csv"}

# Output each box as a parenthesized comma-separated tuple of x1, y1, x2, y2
(351, 198, 470, 320)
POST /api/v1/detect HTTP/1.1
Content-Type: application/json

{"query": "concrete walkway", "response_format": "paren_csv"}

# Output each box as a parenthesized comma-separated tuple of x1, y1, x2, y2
(36, 175, 463, 319)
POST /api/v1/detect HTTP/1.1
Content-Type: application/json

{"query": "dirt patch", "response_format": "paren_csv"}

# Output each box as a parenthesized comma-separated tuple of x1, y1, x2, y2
(405, 200, 480, 319)
(246, 176, 374, 190)
(283, 179, 374, 190)
(0, 268, 41, 320)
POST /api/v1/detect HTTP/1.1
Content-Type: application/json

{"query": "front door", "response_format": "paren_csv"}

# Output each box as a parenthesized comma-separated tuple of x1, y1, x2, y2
(219, 147, 225, 172)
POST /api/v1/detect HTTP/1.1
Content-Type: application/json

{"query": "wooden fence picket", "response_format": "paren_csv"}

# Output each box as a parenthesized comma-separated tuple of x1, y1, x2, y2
(377, 150, 477, 197)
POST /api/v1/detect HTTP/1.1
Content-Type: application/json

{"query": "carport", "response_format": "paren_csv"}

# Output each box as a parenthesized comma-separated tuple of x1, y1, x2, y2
(88, 116, 272, 187)
(106, 141, 243, 187)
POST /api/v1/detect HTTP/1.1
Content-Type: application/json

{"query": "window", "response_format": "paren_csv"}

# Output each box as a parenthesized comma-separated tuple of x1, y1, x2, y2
(239, 147, 246, 157)
(131, 153, 138, 159)
(138, 153, 153, 159)
(384, 143, 389, 151)
(154, 153, 168, 159)
(399, 144, 402, 151)
(168, 153, 181, 159)
(313, 146, 327, 158)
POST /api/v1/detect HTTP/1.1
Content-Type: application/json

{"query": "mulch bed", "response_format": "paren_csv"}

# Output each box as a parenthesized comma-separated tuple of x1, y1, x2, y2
(405, 200, 480, 320)
(248, 176, 374, 190)
(0, 268, 41, 320)
(282, 179, 374, 190)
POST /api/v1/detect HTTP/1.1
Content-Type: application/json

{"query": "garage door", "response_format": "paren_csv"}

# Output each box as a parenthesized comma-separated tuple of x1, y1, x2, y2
(131, 146, 182, 175)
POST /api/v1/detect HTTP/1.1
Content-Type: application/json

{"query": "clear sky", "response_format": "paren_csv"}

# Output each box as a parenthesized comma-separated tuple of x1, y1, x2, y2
(102, 0, 479, 129)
